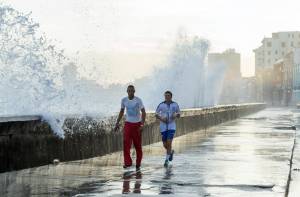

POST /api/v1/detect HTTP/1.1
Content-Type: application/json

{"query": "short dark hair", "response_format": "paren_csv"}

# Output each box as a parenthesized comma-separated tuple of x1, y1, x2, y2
(127, 85, 135, 89)
(164, 90, 172, 97)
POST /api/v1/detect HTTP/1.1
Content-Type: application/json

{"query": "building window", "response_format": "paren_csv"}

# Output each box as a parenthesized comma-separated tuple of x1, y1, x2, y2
(268, 51, 271, 55)
(291, 42, 294, 47)
(292, 34, 294, 38)
(281, 42, 286, 47)
(275, 50, 278, 55)
(267, 42, 272, 47)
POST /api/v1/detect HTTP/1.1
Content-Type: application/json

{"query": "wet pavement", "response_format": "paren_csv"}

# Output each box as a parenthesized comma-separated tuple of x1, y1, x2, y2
(288, 109, 300, 197)
(0, 108, 299, 197)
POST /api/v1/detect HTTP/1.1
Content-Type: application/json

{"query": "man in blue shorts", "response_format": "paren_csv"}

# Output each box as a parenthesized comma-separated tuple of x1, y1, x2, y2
(155, 91, 180, 167)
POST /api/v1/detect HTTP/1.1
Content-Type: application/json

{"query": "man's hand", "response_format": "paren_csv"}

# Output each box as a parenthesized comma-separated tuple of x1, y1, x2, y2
(114, 123, 120, 132)
(161, 117, 168, 123)
(115, 108, 124, 132)
(172, 113, 177, 120)
(155, 114, 168, 123)
(140, 123, 144, 131)
(172, 112, 180, 120)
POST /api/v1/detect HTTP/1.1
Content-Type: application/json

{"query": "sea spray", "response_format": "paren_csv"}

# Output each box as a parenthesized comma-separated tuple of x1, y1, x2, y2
(0, 5, 228, 137)
(136, 34, 209, 109)
(204, 61, 227, 106)
(0, 6, 63, 115)
(0, 5, 113, 136)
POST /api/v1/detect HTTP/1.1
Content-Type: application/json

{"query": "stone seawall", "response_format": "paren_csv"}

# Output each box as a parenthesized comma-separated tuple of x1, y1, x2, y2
(0, 103, 266, 173)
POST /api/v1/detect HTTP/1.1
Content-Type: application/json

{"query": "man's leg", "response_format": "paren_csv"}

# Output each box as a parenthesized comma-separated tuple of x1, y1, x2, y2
(163, 141, 167, 150)
(167, 130, 175, 161)
(123, 122, 133, 167)
(164, 139, 172, 162)
(161, 131, 168, 150)
(161, 131, 171, 165)
(132, 122, 143, 167)
(166, 139, 172, 154)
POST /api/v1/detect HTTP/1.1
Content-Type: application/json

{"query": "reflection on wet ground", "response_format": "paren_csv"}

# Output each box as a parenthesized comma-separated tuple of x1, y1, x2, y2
(0, 108, 299, 197)
(288, 109, 300, 197)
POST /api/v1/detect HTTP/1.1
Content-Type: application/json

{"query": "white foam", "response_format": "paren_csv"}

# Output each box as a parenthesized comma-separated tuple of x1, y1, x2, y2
(0, 5, 227, 137)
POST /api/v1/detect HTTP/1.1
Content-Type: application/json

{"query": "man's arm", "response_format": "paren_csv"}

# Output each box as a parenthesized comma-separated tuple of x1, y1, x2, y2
(139, 98, 146, 130)
(172, 103, 181, 119)
(140, 108, 146, 131)
(176, 104, 181, 118)
(141, 108, 146, 124)
(155, 104, 167, 123)
(155, 114, 167, 122)
(155, 105, 161, 120)
(114, 108, 124, 131)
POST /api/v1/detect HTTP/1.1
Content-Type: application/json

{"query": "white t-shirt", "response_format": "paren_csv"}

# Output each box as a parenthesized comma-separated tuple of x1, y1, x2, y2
(155, 101, 180, 132)
(121, 96, 144, 123)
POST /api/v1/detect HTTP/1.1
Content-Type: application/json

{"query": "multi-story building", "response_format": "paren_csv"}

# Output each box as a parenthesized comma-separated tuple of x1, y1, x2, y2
(260, 67, 274, 104)
(254, 31, 300, 72)
(293, 48, 300, 103)
(254, 31, 300, 104)
(240, 77, 257, 103)
(272, 60, 284, 105)
(208, 49, 241, 104)
(282, 52, 293, 106)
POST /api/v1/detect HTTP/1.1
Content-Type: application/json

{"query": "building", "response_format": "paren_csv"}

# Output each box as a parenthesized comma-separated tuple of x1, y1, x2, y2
(263, 48, 299, 106)
(282, 52, 293, 106)
(259, 68, 274, 104)
(240, 77, 257, 103)
(254, 31, 300, 104)
(293, 48, 300, 103)
(254, 31, 300, 72)
(272, 60, 284, 105)
(208, 49, 241, 104)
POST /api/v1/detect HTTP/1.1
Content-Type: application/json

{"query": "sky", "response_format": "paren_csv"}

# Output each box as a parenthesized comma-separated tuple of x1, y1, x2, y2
(3, 0, 300, 83)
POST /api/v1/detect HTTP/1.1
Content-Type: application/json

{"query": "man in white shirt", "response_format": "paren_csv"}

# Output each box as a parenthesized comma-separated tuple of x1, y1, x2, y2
(155, 91, 180, 167)
(115, 85, 146, 171)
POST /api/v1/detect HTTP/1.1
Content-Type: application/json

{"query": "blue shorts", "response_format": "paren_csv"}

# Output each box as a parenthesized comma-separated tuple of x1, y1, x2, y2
(161, 130, 176, 142)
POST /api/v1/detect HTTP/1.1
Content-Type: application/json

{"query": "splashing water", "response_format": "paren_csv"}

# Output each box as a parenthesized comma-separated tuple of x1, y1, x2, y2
(0, 6, 63, 115)
(136, 33, 229, 108)
(0, 5, 227, 137)
(137, 34, 209, 109)
(0, 5, 117, 137)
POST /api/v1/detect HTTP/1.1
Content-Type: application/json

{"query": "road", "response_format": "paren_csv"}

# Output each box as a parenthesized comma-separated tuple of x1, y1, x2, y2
(0, 108, 299, 197)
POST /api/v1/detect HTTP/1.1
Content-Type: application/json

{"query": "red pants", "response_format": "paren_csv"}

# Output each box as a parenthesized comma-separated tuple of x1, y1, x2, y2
(123, 122, 143, 166)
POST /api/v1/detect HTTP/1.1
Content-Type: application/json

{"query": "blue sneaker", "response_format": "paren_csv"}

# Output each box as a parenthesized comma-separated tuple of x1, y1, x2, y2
(169, 150, 174, 161)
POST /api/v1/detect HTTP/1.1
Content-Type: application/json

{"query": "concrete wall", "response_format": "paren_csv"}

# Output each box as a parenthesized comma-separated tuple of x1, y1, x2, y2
(0, 103, 265, 173)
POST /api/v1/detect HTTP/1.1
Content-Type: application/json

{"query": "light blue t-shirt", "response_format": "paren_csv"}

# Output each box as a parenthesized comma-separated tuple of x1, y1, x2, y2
(121, 96, 144, 123)
(155, 101, 180, 132)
